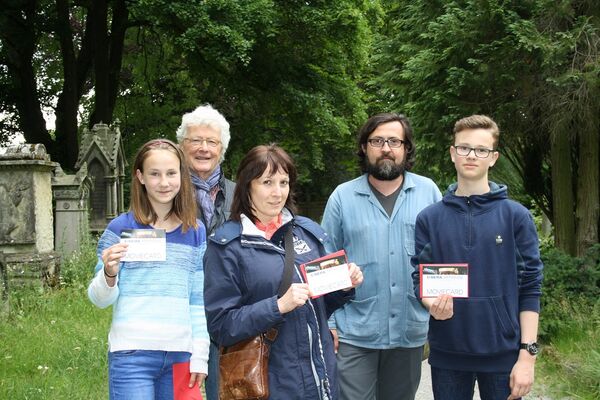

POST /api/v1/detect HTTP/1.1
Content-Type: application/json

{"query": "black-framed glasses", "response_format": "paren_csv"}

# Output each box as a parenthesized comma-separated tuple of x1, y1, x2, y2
(367, 137, 405, 148)
(184, 137, 221, 148)
(452, 145, 496, 158)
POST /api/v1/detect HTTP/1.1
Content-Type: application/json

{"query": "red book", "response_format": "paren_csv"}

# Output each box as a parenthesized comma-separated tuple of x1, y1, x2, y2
(173, 361, 203, 400)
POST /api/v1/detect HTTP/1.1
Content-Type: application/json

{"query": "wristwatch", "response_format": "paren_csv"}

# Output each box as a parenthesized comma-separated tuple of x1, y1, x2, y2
(520, 342, 539, 356)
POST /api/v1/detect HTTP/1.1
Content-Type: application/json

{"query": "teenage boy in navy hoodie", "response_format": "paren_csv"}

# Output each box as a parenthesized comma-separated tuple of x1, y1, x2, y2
(412, 115, 543, 400)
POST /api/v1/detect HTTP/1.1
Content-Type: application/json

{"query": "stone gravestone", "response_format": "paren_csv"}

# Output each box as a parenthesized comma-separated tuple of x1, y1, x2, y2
(75, 122, 127, 233)
(52, 163, 93, 257)
(0, 144, 61, 291)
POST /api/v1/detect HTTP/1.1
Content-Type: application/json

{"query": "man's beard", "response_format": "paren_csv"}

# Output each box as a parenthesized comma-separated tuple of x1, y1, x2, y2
(366, 156, 405, 180)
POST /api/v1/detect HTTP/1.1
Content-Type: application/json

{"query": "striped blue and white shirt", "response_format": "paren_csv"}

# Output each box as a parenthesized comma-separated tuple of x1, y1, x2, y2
(88, 212, 210, 373)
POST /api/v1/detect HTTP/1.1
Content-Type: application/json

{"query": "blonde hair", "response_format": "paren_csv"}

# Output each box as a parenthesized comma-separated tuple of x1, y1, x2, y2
(453, 115, 500, 148)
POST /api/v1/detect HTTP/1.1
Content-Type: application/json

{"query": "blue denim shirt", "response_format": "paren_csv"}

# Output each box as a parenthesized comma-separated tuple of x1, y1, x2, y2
(321, 173, 442, 349)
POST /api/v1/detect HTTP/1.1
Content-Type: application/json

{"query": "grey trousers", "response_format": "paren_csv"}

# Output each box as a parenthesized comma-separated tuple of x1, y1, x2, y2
(337, 342, 423, 400)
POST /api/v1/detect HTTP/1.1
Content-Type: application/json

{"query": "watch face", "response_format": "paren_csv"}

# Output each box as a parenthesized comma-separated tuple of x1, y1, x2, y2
(528, 342, 539, 355)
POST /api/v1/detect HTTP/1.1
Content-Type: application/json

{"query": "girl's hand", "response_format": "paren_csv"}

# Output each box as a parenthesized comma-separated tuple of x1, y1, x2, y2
(277, 283, 310, 314)
(101, 243, 128, 280)
(189, 372, 206, 388)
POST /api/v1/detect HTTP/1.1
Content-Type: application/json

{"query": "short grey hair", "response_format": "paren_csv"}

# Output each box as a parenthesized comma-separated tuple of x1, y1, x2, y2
(176, 104, 231, 163)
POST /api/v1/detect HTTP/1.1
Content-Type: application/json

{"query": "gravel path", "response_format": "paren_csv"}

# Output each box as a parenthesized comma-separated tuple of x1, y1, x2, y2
(415, 360, 552, 400)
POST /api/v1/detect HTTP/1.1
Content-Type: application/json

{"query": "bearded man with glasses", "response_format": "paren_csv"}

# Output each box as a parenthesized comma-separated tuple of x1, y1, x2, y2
(321, 113, 442, 400)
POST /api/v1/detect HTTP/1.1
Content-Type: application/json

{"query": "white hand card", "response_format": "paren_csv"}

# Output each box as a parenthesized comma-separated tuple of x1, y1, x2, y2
(120, 229, 166, 262)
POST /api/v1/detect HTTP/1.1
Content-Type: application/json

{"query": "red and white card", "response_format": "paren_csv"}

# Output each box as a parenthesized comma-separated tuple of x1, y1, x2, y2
(419, 263, 469, 298)
(300, 250, 351, 298)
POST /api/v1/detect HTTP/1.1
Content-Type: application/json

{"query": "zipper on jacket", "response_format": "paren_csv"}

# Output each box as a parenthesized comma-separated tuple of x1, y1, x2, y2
(296, 265, 332, 400)
(306, 295, 332, 400)
(466, 198, 472, 250)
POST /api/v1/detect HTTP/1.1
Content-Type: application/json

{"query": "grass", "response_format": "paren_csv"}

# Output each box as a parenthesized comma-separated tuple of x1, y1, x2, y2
(535, 301, 600, 400)
(0, 243, 111, 399)
(1, 240, 598, 399)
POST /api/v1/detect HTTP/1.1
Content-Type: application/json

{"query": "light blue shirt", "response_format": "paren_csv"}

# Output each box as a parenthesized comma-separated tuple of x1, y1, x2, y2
(321, 173, 442, 349)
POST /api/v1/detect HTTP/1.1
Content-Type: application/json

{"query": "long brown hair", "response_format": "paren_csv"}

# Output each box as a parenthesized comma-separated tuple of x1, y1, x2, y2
(230, 144, 298, 221)
(130, 139, 197, 232)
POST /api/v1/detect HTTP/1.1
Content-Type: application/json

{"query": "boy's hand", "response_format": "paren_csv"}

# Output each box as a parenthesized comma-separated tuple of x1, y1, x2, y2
(423, 294, 454, 320)
(507, 354, 535, 399)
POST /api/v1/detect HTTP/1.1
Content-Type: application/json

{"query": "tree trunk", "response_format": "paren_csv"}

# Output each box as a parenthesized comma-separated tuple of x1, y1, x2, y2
(107, 0, 129, 119)
(551, 129, 576, 255)
(54, 0, 80, 170)
(89, 0, 110, 126)
(575, 119, 600, 256)
(0, 0, 54, 157)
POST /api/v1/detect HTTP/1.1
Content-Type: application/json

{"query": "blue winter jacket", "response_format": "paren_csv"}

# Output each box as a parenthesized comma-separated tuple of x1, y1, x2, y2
(203, 212, 354, 400)
(412, 182, 543, 373)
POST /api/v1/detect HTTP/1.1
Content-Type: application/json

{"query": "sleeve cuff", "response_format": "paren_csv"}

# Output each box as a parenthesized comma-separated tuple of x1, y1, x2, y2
(190, 338, 210, 374)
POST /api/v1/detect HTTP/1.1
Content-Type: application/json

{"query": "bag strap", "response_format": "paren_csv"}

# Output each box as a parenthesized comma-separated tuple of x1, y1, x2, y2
(277, 224, 295, 297)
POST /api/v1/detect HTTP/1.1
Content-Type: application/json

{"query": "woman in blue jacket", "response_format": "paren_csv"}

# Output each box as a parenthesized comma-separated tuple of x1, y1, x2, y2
(203, 144, 363, 400)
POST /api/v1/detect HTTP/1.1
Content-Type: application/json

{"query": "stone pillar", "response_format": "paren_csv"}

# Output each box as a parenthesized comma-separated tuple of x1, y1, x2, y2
(52, 163, 93, 257)
(118, 174, 126, 213)
(0, 144, 60, 287)
(105, 176, 117, 221)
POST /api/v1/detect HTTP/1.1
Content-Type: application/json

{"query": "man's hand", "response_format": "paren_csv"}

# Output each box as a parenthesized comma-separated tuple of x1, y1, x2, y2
(330, 329, 339, 353)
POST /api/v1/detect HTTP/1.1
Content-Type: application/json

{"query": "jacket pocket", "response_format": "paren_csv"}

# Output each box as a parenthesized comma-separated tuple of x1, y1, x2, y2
(403, 222, 416, 256)
(337, 295, 380, 341)
(404, 293, 429, 342)
(429, 296, 518, 355)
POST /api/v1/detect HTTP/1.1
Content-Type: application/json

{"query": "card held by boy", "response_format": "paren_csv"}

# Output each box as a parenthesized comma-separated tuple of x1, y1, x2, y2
(300, 250, 352, 298)
(419, 263, 469, 298)
(120, 229, 167, 262)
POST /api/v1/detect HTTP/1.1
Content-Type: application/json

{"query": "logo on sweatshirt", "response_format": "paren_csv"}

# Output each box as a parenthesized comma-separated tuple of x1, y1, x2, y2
(495, 235, 503, 245)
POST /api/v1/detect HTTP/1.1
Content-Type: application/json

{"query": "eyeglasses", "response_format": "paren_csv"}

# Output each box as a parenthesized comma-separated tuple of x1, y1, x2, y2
(367, 137, 406, 148)
(184, 138, 221, 149)
(452, 145, 496, 158)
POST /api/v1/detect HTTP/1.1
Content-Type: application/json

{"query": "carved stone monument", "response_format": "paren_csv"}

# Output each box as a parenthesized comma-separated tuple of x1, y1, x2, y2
(75, 121, 127, 232)
(0, 144, 61, 288)
(52, 163, 93, 256)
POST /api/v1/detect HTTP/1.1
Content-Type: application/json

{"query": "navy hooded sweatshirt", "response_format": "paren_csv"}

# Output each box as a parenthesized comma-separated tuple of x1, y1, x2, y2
(412, 182, 543, 373)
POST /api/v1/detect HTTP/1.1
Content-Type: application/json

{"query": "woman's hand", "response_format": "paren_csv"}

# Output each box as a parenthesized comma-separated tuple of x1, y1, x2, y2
(101, 243, 128, 286)
(277, 283, 310, 314)
(345, 262, 363, 290)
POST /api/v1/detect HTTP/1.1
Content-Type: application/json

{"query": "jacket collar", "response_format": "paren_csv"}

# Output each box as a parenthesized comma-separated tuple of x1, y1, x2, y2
(442, 181, 508, 213)
(354, 172, 416, 196)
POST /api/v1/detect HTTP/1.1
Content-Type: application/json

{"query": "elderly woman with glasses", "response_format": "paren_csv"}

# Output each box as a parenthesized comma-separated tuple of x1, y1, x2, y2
(176, 104, 236, 400)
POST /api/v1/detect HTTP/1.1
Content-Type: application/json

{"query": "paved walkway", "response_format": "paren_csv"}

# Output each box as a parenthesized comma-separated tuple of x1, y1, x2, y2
(416, 360, 551, 400)
(415, 360, 481, 400)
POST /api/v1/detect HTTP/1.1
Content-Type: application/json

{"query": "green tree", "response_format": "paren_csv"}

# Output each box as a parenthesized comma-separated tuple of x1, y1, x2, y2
(114, 0, 382, 199)
(1, 0, 380, 203)
(0, 0, 131, 168)
(372, 0, 599, 255)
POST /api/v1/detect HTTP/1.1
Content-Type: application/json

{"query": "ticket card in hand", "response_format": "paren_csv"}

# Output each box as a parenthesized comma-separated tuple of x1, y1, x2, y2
(300, 250, 351, 298)
(120, 229, 166, 262)
(419, 263, 469, 298)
